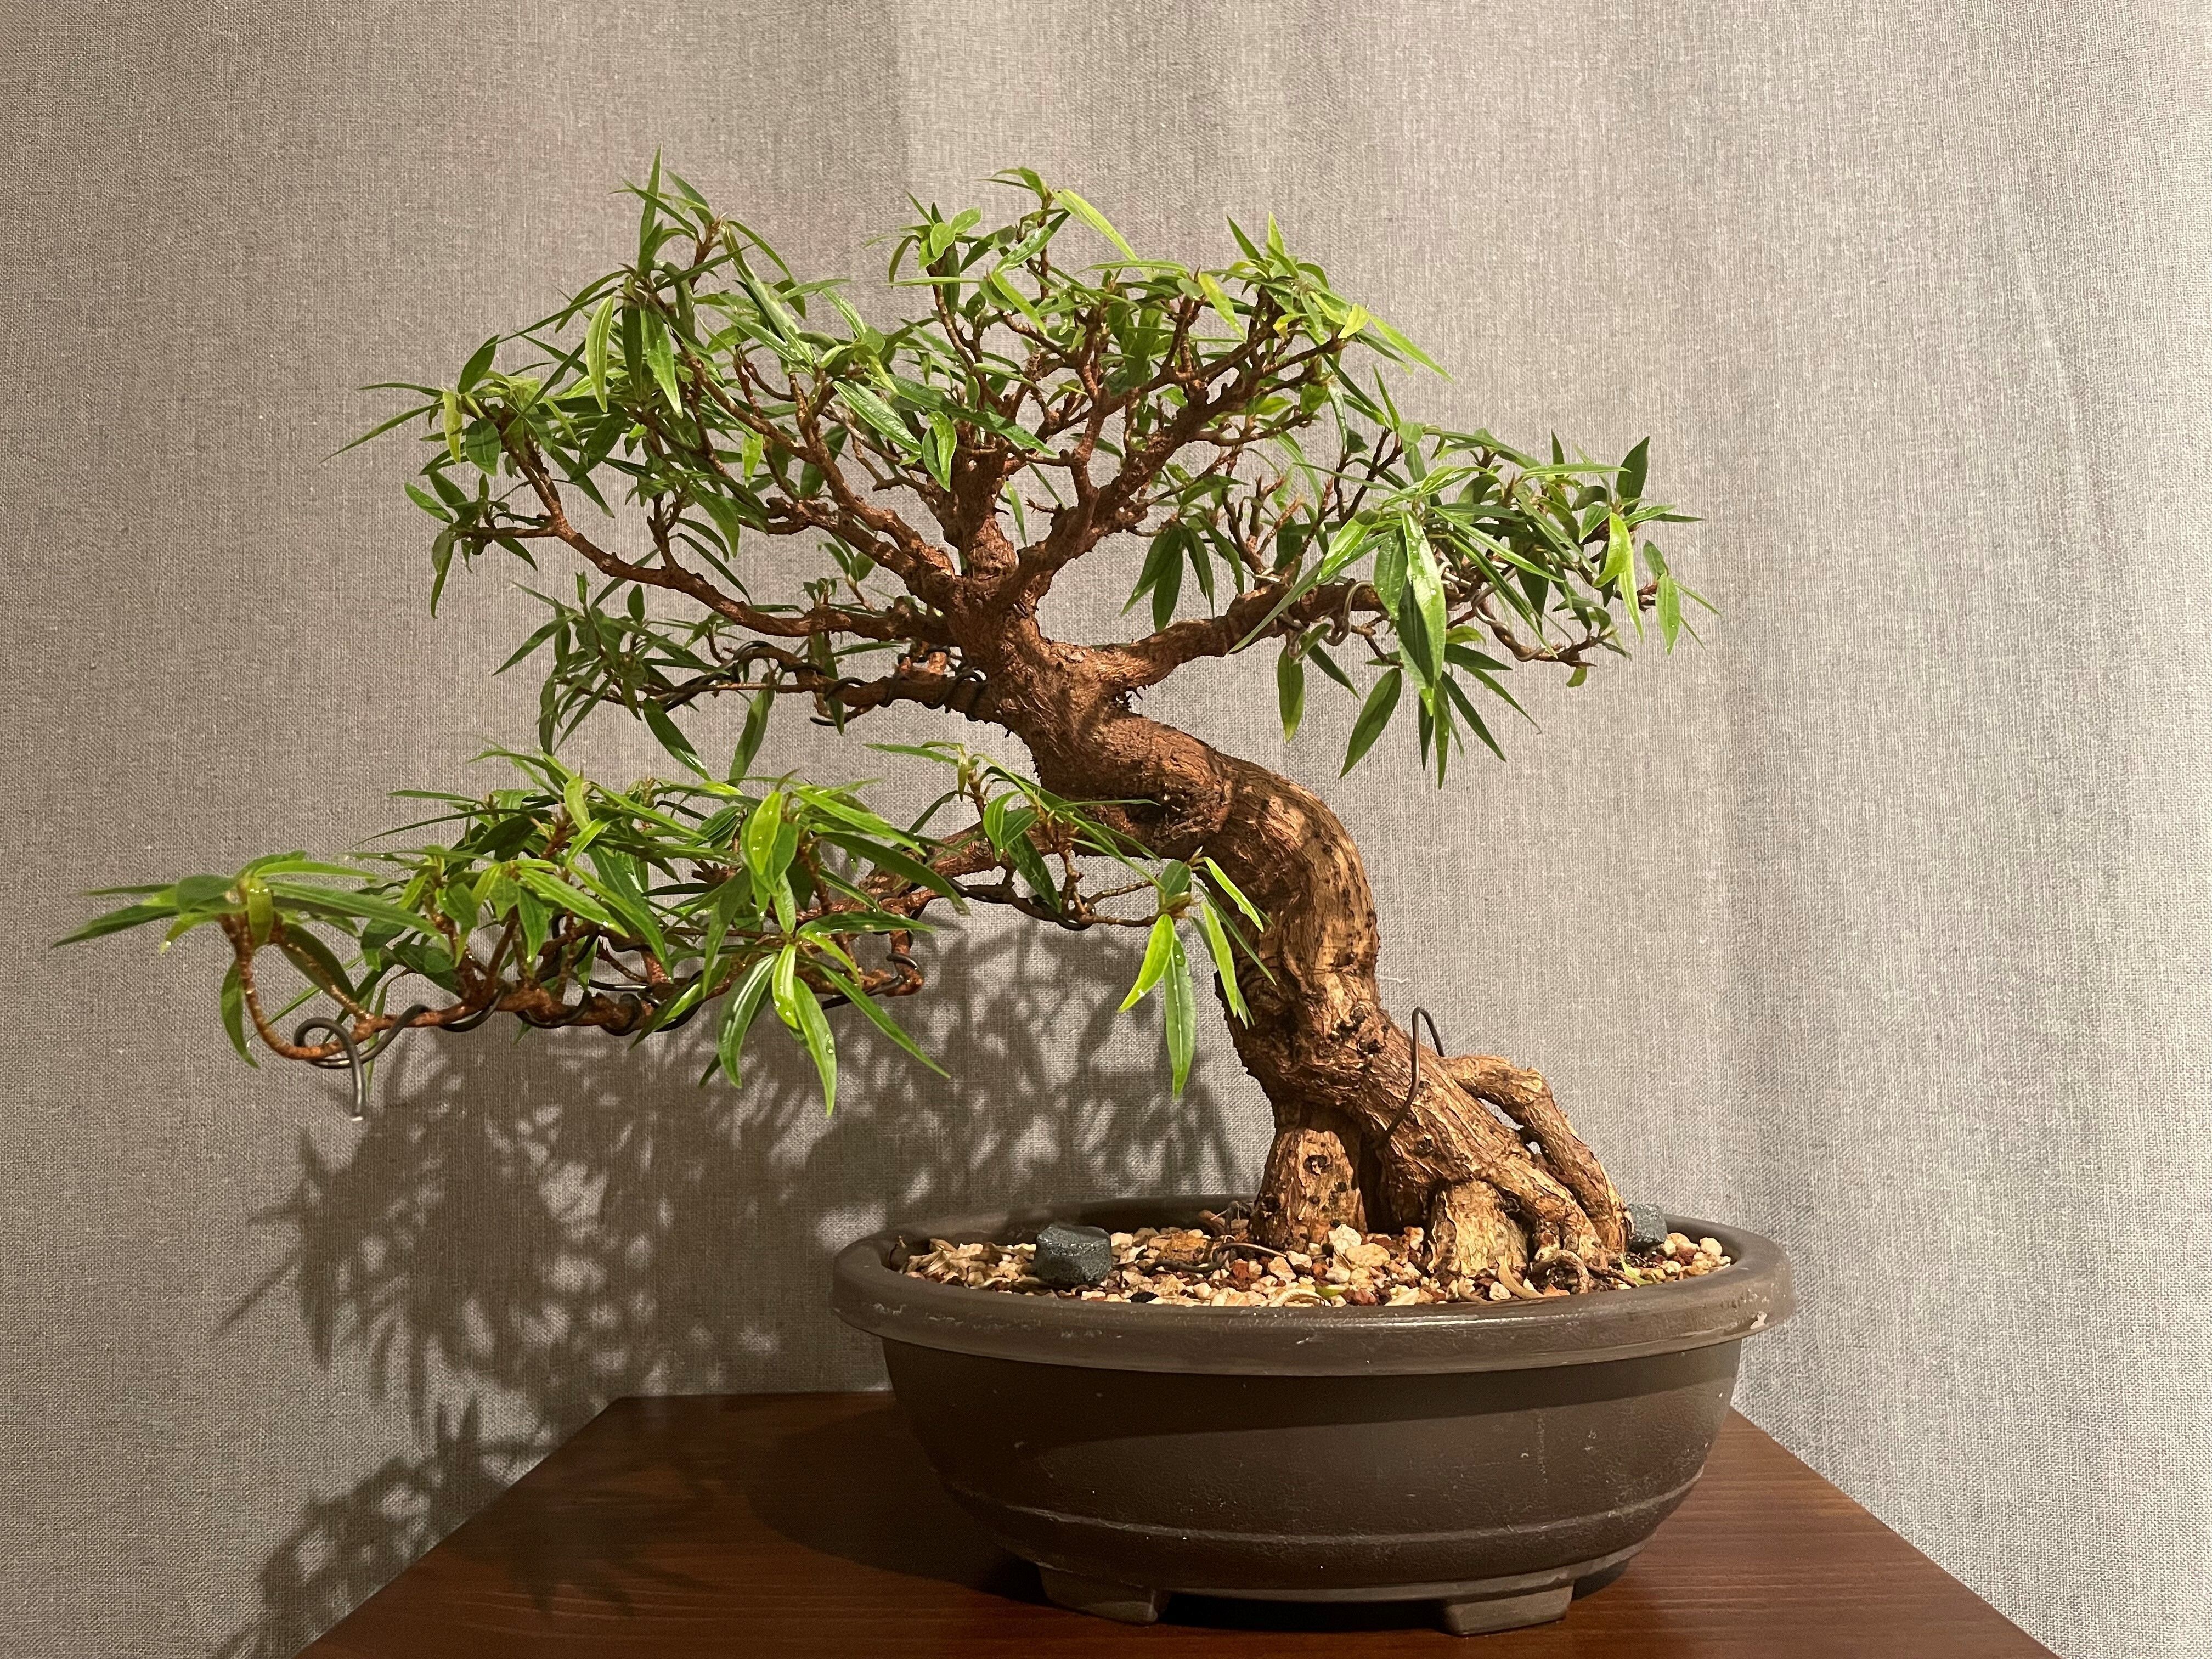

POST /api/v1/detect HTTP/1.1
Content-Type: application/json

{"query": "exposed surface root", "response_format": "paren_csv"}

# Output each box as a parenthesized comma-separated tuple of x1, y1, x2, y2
(1251, 1052, 1626, 1281)
(1438, 1054, 1627, 1255)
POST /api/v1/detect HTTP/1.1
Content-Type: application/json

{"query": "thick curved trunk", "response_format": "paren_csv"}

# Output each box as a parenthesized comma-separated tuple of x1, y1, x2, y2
(969, 618, 1625, 1277)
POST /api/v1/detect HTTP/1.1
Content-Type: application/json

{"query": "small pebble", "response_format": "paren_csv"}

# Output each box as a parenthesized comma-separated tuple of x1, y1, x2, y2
(1032, 1221, 1115, 1288)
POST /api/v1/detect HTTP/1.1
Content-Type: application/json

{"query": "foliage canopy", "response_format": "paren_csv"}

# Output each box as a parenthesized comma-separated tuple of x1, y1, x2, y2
(70, 163, 1697, 1112)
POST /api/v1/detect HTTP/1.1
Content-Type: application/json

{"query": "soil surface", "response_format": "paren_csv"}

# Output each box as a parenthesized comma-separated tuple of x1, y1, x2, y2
(899, 1204, 1732, 1306)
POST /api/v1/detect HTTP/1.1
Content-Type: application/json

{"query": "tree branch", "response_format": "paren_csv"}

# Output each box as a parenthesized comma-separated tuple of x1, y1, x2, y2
(1092, 579, 1372, 690)
(500, 421, 941, 646)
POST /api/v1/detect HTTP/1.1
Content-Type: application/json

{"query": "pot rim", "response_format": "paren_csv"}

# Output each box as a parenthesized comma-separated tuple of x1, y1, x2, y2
(831, 1192, 1793, 1376)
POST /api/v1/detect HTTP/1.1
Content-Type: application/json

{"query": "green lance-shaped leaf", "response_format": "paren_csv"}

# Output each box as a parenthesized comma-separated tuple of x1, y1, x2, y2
(729, 685, 775, 782)
(835, 382, 919, 454)
(815, 962, 948, 1077)
(219, 960, 257, 1066)
(239, 884, 273, 946)
(1640, 540, 1682, 653)
(1371, 523, 1408, 614)
(278, 927, 355, 1001)
(814, 830, 961, 904)
(1441, 674, 1508, 763)
(1195, 270, 1240, 328)
(1151, 533, 1184, 631)
(1341, 668, 1404, 775)
(1198, 857, 1263, 928)
(691, 486, 749, 560)
(1305, 639, 1355, 692)
(440, 390, 464, 462)
(460, 418, 501, 475)
(791, 783, 910, 844)
(1276, 647, 1306, 741)
(585, 294, 616, 409)
(517, 866, 624, 934)
(744, 790, 789, 891)
(1617, 436, 1650, 503)
(174, 872, 236, 911)
(389, 934, 458, 991)
(1053, 189, 1138, 260)
(1154, 858, 1193, 904)
(581, 849, 670, 962)
(640, 307, 681, 412)
(641, 702, 709, 778)
(1604, 510, 1639, 632)
(1126, 522, 1182, 618)
(772, 945, 838, 1113)
(922, 412, 956, 490)
(638, 151, 663, 264)
(562, 774, 594, 832)
(1233, 518, 1370, 652)
(457, 335, 499, 392)
(331, 399, 437, 461)
(984, 267, 1043, 328)
(1358, 311, 1446, 375)
(1193, 899, 1250, 1023)
(516, 886, 550, 964)
(55, 896, 177, 945)
(428, 528, 457, 616)
(1401, 524, 1448, 687)
(1161, 928, 1197, 1095)
(716, 953, 777, 1086)
(1120, 913, 1178, 1011)
(260, 879, 442, 940)
(982, 797, 1057, 903)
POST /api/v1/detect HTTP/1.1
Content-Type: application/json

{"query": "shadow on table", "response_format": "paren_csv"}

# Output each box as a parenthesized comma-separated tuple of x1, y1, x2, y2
(746, 1397, 1044, 1602)
(215, 920, 1252, 1658)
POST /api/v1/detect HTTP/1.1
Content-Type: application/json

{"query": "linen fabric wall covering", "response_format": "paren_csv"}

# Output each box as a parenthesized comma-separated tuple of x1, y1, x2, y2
(2, 3, 2204, 1655)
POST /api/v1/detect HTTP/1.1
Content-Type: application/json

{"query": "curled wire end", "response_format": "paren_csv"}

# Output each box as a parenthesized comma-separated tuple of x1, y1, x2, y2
(290, 1001, 495, 1120)
(293, 1017, 368, 1121)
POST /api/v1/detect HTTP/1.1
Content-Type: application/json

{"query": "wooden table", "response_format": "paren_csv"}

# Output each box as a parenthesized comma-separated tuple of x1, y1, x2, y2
(302, 1393, 2054, 1657)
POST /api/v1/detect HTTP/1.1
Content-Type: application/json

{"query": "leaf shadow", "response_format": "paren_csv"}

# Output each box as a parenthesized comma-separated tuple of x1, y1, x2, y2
(215, 918, 1251, 1657)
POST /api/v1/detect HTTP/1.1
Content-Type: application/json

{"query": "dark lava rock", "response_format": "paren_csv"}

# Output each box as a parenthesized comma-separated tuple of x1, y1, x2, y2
(1033, 1221, 1115, 1288)
(1623, 1203, 1672, 1251)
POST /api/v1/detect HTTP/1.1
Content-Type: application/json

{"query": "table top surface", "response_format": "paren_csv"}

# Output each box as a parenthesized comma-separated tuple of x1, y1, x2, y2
(303, 1392, 2054, 1658)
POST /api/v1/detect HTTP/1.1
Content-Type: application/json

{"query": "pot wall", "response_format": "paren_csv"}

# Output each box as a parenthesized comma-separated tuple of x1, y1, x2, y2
(836, 1197, 1790, 1605)
(887, 1338, 1742, 1598)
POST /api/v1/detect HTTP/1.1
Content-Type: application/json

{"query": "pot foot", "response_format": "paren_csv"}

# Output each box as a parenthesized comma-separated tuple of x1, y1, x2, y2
(1436, 1584, 1572, 1637)
(1037, 1565, 1166, 1625)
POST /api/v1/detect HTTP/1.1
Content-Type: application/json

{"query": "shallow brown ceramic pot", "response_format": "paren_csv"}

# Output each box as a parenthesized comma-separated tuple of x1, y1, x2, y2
(831, 1194, 1792, 1637)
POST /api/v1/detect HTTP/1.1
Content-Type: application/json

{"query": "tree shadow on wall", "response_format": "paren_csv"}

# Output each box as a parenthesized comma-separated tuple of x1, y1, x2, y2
(216, 919, 1252, 1658)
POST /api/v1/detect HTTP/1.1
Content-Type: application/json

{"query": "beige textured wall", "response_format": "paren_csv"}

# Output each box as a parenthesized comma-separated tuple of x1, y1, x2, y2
(4, 4, 2208, 1656)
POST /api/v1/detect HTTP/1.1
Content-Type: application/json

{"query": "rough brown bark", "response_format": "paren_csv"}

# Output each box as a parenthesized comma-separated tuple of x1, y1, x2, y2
(958, 608, 1626, 1278)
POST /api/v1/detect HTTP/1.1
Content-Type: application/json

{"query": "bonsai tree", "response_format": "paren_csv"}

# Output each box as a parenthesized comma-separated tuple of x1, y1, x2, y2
(72, 166, 1698, 1285)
